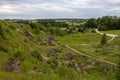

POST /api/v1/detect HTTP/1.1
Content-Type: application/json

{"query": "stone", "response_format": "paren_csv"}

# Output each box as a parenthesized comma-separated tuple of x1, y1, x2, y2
(6, 58, 21, 72)
(48, 49, 57, 56)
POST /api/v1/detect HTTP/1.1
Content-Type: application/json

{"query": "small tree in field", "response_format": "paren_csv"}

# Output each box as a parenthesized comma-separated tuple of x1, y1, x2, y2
(101, 33, 107, 45)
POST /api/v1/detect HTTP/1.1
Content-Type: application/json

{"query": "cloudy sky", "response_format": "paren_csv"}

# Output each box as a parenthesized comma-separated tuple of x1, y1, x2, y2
(0, 0, 120, 19)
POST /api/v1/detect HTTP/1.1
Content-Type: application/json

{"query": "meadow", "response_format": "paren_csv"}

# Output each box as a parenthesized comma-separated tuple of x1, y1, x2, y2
(102, 30, 120, 35)
(56, 31, 120, 64)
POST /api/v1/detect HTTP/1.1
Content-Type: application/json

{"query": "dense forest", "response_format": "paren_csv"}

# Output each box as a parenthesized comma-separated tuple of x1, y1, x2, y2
(85, 16, 120, 30)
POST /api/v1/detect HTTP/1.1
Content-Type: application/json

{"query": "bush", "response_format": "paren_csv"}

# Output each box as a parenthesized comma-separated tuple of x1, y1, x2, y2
(98, 25, 107, 31)
(55, 65, 79, 80)
(21, 60, 34, 72)
(0, 24, 4, 37)
(33, 28, 40, 35)
(13, 49, 25, 61)
(31, 50, 43, 61)
(0, 45, 7, 52)
(101, 33, 107, 45)
(78, 28, 85, 33)
(49, 58, 58, 68)
(8, 47, 26, 61)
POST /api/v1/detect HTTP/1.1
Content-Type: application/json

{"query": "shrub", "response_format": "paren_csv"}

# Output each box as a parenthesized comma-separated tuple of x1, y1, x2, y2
(13, 49, 25, 61)
(9, 25, 16, 30)
(78, 27, 85, 33)
(101, 33, 107, 45)
(21, 60, 34, 72)
(8, 47, 26, 61)
(0, 45, 7, 52)
(0, 24, 4, 37)
(33, 27, 40, 35)
(31, 50, 43, 61)
(55, 65, 79, 80)
(49, 58, 58, 68)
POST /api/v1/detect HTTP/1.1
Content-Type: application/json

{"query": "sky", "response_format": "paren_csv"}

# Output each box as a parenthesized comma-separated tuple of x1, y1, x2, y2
(0, 0, 120, 19)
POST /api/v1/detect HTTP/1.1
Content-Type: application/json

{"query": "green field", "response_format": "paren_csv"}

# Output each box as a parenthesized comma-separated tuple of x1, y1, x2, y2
(56, 31, 120, 64)
(69, 44, 120, 64)
(56, 33, 102, 45)
(102, 30, 120, 35)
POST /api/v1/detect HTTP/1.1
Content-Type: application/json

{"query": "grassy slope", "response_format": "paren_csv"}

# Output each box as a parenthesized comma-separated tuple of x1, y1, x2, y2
(0, 21, 117, 80)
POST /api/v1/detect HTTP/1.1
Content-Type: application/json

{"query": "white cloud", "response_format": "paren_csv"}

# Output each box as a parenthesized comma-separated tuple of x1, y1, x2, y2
(0, 0, 120, 19)
(0, 4, 20, 14)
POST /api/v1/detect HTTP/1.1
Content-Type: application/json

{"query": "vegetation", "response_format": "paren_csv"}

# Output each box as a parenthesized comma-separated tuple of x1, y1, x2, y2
(101, 34, 107, 45)
(0, 16, 119, 80)
(85, 16, 120, 30)
(116, 56, 120, 80)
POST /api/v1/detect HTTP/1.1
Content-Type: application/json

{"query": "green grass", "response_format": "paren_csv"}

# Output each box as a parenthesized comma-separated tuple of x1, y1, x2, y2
(102, 30, 120, 35)
(56, 32, 120, 64)
(0, 20, 118, 80)
(0, 69, 116, 80)
(66, 21, 86, 26)
(69, 44, 120, 64)
(56, 33, 102, 45)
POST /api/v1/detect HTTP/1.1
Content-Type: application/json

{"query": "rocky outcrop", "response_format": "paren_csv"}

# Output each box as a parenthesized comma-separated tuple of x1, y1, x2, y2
(5, 58, 21, 72)
(23, 29, 33, 39)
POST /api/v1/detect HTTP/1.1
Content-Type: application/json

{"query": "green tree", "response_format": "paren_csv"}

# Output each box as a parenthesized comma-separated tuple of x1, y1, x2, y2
(85, 18, 97, 28)
(33, 28, 40, 35)
(101, 33, 107, 45)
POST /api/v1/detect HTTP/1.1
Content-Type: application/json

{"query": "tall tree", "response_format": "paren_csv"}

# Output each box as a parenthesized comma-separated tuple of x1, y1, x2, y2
(85, 18, 97, 28)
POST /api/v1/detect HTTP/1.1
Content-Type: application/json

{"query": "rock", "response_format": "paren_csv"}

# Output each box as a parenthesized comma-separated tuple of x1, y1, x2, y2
(67, 62, 74, 68)
(56, 59, 62, 65)
(6, 58, 21, 72)
(99, 63, 112, 71)
(23, 29, 33, 39)
(48, 34, 57, 45)
(111, 45, 119, 48)
(16, 28, 20, 31)
(42, 56, 49, 62)
(48, 49, 57, 56)
(64, 53, 73, 60)
(87, 59, 96, 65)
(74, 63, 81, 72)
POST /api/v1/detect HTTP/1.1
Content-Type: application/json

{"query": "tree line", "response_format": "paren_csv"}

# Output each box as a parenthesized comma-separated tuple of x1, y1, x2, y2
(85, 16, 120, 30)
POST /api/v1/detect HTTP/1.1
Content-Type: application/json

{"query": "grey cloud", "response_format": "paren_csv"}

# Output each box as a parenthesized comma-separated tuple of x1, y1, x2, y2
(0, 0, 120, 19)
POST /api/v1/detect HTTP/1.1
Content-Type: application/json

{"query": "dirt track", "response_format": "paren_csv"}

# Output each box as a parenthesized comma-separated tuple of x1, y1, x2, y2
(95, 29, 118, 42)
(65, 45, 117, 66)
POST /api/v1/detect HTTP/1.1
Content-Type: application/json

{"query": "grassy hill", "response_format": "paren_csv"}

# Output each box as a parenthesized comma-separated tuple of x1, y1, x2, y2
(0, 20, 118, 80)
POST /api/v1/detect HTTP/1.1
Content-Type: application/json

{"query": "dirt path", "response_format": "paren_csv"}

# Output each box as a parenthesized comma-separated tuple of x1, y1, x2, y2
(95, 29, 118, 42)
(27, 28, 117, 66)
(68, 44, 89, 46)
(65, 45, 117, 66)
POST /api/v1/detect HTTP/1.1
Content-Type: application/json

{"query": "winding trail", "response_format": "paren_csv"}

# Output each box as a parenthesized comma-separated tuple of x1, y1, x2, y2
(95, 29, 118, 42)
(64, 29, 119, 66)
(25, 29, 117, 66)
(65, 45, 117, 66)
(68, 44, 89, 46)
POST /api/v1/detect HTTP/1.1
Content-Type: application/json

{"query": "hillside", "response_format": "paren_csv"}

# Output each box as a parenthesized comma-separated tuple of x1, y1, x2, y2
(0, 20, 118, 80)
